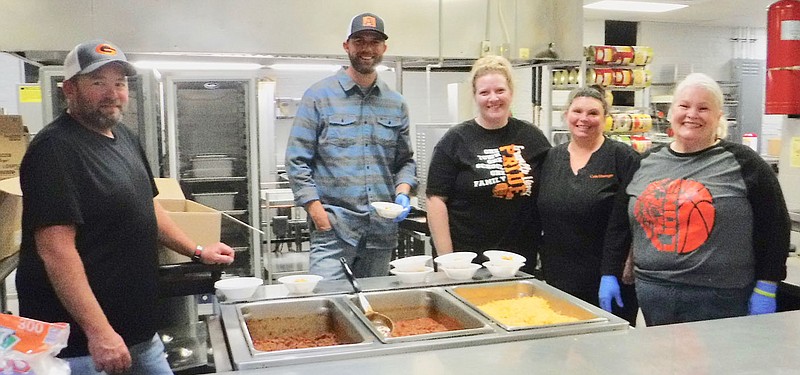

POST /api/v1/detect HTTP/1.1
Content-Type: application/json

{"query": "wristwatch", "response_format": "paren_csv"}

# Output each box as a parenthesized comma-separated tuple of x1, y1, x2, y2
(191, 245, 204, 263)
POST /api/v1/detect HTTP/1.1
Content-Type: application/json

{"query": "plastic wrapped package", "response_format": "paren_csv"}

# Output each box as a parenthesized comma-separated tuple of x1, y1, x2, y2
(0, 314, 70, 375)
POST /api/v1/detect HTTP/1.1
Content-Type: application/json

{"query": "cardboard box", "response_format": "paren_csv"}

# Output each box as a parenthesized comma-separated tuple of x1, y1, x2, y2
(0, 115, 30, 181)
(154, 178, 222, 264)
(0, 177, 22, 261)
(0, 177, 220, 264)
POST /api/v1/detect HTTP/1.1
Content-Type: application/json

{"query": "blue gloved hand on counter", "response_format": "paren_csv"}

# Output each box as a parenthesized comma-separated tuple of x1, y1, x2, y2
(599, 275, 623, 312)
(393, 193, 411, 223)
(749, 280, 778, 315)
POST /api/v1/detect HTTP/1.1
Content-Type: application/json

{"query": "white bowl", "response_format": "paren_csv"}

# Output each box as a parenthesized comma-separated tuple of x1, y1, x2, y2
(371, 202, 404, 219)
(484, 250, 527, 264)
(277, 274, 323, 294)
(482, 261, 524, 278)
(390, 266, 433, 283)
(214, 277, 263, 300)
(434, 252, 478, 268)
(389, 255, 432, 272)
(440, 263, 481, 280)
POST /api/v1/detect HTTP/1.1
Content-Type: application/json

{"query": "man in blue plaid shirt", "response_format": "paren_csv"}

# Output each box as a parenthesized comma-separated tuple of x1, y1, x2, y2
(285, 12, 416, 280)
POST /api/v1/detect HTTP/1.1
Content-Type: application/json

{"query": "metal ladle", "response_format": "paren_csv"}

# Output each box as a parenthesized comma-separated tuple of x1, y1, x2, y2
(340, 257, 394, 337)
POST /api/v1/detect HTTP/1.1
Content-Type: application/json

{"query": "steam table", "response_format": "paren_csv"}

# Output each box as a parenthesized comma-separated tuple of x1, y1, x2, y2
(216, 309, 800, 374)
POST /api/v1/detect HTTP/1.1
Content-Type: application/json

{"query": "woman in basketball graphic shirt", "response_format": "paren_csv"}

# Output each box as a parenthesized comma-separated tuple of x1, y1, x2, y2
(426, 55, 550, 270)
(537, 86, 641, 326)
(599, 73, 790, 326)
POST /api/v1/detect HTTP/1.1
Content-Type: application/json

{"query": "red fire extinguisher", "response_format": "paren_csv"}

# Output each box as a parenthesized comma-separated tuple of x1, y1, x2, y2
(766, 0, 800, 115)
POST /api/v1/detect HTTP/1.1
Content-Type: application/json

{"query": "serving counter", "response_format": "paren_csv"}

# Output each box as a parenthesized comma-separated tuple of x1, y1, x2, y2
(210, 270, 628, 371)
(217, 309, 800, 375)
(206, 255, 800, 374)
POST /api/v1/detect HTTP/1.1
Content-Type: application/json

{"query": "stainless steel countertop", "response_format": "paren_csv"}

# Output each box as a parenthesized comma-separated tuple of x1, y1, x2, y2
(217, 310, 800, 375)
(210, 259, 800, 374)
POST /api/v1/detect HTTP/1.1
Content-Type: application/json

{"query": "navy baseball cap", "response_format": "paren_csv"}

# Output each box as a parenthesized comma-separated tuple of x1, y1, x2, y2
(348, 13, 388, 40)
(63, 40, 137, 81)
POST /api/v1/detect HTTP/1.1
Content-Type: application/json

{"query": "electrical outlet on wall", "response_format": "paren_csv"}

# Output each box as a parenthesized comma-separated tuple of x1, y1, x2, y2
(480, 40, 491, 57)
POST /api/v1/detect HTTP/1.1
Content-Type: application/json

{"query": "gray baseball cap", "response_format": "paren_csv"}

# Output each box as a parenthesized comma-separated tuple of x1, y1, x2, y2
(63, 40, 137, 81)
(348, 13, 388, 40)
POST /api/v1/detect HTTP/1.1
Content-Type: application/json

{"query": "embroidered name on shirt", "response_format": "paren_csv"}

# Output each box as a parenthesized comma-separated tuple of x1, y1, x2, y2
(590, 174, 615, 179)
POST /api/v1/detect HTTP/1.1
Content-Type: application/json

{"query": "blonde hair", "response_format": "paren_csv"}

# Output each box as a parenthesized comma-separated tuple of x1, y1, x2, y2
(669, 72, 728, 139)
(469, 55, 514, 94)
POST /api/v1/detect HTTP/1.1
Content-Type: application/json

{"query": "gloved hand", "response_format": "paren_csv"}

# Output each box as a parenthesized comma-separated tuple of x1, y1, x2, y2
(749, 280, 778, 315)
(393, 193, 411, 223)
(599, 275, 623, 312)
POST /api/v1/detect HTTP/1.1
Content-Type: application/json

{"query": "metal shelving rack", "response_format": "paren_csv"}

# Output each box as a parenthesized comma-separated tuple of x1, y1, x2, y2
(261, 187, 310, 284)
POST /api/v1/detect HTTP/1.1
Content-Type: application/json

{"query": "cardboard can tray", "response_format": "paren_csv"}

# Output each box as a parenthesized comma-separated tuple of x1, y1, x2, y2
(237, 298, 373, 358)
(446, 280, 607, 331)
(343, 288, 494, 344)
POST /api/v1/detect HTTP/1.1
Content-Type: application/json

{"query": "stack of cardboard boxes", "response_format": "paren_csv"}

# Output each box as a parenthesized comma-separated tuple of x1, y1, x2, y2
(0, 115, 28, 261)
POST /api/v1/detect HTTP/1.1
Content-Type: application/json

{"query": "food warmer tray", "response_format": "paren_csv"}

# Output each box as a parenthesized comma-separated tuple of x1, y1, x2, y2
(220, 279, 630, 370)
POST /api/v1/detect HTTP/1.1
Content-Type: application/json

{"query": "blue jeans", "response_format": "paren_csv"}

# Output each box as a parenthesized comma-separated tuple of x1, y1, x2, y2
(309, 228, 392, 280)
(636, 278, 751, 326)
(66, 333, 172, 375)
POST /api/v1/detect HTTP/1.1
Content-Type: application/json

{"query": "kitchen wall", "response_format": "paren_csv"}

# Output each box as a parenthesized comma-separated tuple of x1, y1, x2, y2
(0, 0, 583, 61)
(0, 54, 24, 115)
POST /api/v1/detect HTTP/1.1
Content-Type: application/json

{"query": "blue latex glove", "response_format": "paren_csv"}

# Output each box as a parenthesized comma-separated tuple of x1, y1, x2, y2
(599, 275, 623, 312)
(393, 193, 411, 223)
(749, 280, 778, 315)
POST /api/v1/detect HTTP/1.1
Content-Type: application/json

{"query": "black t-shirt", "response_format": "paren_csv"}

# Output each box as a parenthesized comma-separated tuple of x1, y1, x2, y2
(537, 138, 639, 299)
(17, 112, 160, 357)
(425, 118, 550, 261)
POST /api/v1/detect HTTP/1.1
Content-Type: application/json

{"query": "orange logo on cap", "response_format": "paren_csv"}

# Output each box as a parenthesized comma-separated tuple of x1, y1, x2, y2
(362, 16, 377, 28)
(95, 44, 118, 56)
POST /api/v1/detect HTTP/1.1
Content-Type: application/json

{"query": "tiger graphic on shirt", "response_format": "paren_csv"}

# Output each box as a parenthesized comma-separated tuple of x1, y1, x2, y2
(473, 144, 533, 199)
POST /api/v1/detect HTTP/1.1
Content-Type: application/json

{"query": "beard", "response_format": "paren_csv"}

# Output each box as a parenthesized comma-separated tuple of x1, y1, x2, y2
(72, 91, 127, 131)
(348, 51, 383, 75)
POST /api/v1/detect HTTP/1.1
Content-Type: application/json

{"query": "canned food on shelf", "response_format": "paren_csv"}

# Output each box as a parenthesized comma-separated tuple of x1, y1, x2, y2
(604, 116, 614, 132)
(632, 68, 652, 87)
(612, 69, 633, 87)
(552, 70, 563, 86)
(611, 113, 633, 132)
(613, 46, 635, 65)
(630, 114, 653, 132)
(630, 135, 652, 153)
(588, 68, 614, 86)
(587, 45, 616, 65)
(567, 69, 579, 85)
(633, 46, 654, 66)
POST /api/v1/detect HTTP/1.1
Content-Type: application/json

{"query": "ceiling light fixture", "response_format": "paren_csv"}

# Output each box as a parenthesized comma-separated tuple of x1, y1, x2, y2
(584, 1, 688, 13)
(268, 63, 393, 72)
(131, 61, 263, 70)
(267, 63, 343, 71)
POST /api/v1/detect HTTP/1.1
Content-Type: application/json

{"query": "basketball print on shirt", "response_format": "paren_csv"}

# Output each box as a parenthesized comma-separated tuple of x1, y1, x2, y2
(472, 144, 532, 199)
(634, 178, 715, 253)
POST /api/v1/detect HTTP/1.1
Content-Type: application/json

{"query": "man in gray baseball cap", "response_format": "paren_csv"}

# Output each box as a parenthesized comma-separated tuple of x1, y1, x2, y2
(62, 39, 137, 81)
(17, 39, 235, 374)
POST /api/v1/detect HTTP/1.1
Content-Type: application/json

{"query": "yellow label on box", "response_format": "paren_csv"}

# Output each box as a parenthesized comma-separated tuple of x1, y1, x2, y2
(792, 137, 800, 168)
(19, 86, 41, 103)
